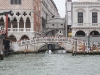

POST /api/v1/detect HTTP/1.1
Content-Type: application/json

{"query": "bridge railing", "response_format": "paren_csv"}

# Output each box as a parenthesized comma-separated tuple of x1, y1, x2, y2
(18, 37, 77, 46)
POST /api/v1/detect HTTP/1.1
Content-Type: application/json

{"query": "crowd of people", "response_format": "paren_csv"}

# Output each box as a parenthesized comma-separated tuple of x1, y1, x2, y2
(78, 41, 100, 53)
(2, 36, 100, 54)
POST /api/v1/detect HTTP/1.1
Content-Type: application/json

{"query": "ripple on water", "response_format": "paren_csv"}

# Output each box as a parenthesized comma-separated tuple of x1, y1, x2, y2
(0, 54, 100, 75)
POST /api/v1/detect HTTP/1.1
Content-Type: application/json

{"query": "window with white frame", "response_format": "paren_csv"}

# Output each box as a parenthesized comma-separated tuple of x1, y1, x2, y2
(92, 12, 97, 23)
(78, 12, 83, 23)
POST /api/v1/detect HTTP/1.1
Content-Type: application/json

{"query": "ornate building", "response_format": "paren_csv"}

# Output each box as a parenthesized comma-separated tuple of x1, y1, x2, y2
(66, 0, 100, 37)
(0, 0, 41, 41)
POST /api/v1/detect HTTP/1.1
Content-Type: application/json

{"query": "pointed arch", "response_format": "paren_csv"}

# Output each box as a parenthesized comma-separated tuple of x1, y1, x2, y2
(12, 17, 17, 28)
(26, 17, 30, 28)
(19, 17, 24, 28)
(0, 17, 4, 30)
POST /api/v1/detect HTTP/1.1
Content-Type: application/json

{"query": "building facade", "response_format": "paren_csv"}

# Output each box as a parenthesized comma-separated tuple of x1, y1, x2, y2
(41, 0, 60, 36)
(46, 16, 65, 36)
(65, 0, 72, 37)
(66, 0, 100, 37)
(0, 0, 41, 41)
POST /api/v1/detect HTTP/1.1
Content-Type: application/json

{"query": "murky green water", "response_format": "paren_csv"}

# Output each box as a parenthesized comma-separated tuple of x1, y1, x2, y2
(0, 53, 100, 75)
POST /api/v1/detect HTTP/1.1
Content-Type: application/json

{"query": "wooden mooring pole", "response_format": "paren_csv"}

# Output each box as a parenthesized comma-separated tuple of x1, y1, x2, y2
(72, 39, 77, 56)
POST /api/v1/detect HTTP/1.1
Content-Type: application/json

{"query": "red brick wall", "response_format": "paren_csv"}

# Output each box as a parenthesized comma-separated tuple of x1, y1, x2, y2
(34, 0, 41, 33)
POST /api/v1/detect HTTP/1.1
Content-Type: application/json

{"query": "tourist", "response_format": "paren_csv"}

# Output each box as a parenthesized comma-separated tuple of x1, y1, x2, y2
(86, 46, 90, 53)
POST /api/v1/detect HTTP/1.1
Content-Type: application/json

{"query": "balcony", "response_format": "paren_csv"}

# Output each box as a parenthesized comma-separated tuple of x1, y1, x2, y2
(8, 28, 31, 32)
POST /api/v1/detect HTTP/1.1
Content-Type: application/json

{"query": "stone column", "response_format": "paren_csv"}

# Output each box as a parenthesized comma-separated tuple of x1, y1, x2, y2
(24, 22, 26, 32)
(17, 22, 19, 32)
(11, 22, 13, 32)
(31, 22, 33, 31)
(72, 30, 76, 37)
(98, 10, 100, 25)
(86, 7, 88, 24)
(4, 22, 6, 31)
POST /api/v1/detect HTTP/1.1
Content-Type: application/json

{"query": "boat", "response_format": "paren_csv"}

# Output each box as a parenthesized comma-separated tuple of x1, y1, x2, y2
(45, 50, 52, 54)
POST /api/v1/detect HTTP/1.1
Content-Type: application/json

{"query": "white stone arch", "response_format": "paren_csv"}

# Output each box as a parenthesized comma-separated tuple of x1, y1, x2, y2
(36, 43, 71, 52)
(90, 9, 99, 12)
(76, 8, 85, 12)
(12, 11, 17, 17)
(3, 15, 6, 22)
(17, 17, 21, 22)
(23, 16, 28, 22)
(37, 43, 46, 51)
(27, 15, 31, 19)
(28, 11, 32, 17)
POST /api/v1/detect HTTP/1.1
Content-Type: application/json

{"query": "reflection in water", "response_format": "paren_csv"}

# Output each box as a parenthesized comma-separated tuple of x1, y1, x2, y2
(0, 53, 100, 75)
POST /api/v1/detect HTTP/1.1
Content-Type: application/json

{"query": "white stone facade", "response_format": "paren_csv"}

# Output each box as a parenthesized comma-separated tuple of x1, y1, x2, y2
(66, 0, 100, 37)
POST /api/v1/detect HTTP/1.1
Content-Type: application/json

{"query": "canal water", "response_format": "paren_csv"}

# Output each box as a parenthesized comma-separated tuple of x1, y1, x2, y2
(0, 53, 100, 75)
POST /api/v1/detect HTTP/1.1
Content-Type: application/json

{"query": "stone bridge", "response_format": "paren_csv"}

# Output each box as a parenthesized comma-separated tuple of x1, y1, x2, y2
(10, 37, 84, 52)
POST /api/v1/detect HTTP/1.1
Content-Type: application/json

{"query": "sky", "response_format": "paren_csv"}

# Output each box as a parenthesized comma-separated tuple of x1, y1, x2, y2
(53, 0, 77, 18)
